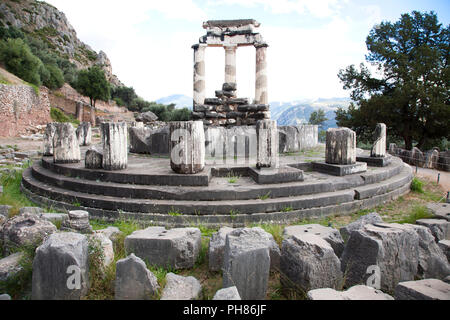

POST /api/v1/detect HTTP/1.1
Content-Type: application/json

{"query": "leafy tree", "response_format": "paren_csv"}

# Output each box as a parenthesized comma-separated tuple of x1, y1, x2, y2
(309, 109, 328, 126)
(0, 38, 42, 86)
(170, 107, 192, 121)
(111, 86, 137, 107)
(75, 66, 110, 107)
(336, 11, 449, 150)
(42, 64, 64, 89)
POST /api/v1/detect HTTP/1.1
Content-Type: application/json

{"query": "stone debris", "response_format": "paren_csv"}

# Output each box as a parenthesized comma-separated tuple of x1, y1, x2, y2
(0, 205, 11, 219)
(208, 226, 234, 272)
(115, 254, 159, 300)
(395, 279, 450, 300)
(341, 223, 419, 292)
(32, 232, 89, 300)
(339, 212, 383, 242)
(39, 213, 69, 224)
(0, 294, 11, 300)
(129, 125, 169, 155)
(222, 228, 271, 300)
(0, 213, 57, 254)
(61, 210, 93, 234)
(213, 286, 241, 300)
(95, 226, 123, 242)
(426, 203, 450, 221)
(416, 218, 450, 241)
(160, 273, 202, 300)
(438, 240, 450, 262)
(283, 224, 345, 258)
(85, 145, 103, 169)
(307, 285, 394, 300)
(281, 233, 342, 292)
(0, 252, 24, 281)
(124, 227, 201, 269)
(89, 232, 114, 268)
(19, 207, 44, 215)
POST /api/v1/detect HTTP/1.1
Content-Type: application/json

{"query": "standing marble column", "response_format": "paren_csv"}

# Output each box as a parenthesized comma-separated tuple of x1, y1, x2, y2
(192, 44, 207, 110)
(76, 122, 92, 146)
(90, 106, 96, 127)
(43, 122, 57, 156)
(370, 123, 387, 157)
(256, 120, 278, 169)
(255, 43, 268, 105)
(101, 122, 128, 170)
(224, 45, 237, 84)
(75, 101, 84, 123)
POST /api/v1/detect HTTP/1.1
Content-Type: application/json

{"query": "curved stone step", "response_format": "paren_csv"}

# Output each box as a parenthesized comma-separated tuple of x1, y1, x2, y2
(23, 168, 357, 215)
(29, 162, 398, 202)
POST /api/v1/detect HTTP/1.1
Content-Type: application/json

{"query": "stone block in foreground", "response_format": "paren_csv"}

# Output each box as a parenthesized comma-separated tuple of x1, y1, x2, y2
(124, 227, 201, 269)
(160, 273, 202, 300)
(395, 279, 450, 300)
(307, 285, 393, 300)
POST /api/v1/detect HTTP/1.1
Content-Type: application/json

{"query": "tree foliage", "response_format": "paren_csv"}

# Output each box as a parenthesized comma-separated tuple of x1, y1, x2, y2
(309, 109, 328, 126)
(75, 66, 110, 107)
(111, 86, 137, 107)
(336, 11, 449, 150)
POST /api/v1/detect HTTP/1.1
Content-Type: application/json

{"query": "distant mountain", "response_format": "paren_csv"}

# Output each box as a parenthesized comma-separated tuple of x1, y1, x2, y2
(155, 94, 351, 129)
(156, 95, 193, 109)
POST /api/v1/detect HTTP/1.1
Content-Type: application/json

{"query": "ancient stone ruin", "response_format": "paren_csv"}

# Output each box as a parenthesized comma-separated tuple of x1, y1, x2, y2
(192, 19, 269, 126)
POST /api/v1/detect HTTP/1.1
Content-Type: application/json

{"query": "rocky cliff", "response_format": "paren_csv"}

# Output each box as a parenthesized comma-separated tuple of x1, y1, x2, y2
(0, 0, 122, 86)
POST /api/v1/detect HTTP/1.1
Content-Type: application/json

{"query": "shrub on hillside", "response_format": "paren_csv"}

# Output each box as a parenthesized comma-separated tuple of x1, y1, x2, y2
(0, 38, 42, 86)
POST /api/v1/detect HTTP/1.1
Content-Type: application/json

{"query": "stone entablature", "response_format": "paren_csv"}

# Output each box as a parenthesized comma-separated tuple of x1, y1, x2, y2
(192, 19, 269, 126)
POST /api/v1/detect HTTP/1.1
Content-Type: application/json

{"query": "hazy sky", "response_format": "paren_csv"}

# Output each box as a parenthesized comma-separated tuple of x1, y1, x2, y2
(46, 0, 450, 103)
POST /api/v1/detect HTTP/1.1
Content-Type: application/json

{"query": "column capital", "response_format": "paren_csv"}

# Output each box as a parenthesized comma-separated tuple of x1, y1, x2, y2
(254, 42, 269, 49)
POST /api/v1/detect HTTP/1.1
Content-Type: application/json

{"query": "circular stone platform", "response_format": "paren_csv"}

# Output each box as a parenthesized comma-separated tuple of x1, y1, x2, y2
(21, 148, 413, 227)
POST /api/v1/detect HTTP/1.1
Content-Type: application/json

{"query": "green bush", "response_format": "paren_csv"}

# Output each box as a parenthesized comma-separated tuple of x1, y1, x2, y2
(0, 38, 42, 86)
(42, 63, 64, 89)
(50, 107, 79, 125)
(410, 177, 424, 193)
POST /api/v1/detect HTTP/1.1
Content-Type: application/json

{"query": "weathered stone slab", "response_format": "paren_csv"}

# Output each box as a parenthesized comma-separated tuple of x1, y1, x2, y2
(395, 279, 450, 300)
(340, 212, 384, 242)
(256, 120, 278, 169)
(248, 166, 303, 184)
(101, 122, 128, 170)
(223, 229, 270, 300)
(115, 253, 159, 300)
(356, 155, 391, 167)
(426, 203, 450, 221)
(129, 126, 169, 155)
(341, 223, 419, 292)
(170, 121, 205, 174)
(283, 224, 345, 258)
(281, 233, 342, 292)
(208, 226, 234, 272)
(53, 123, 80, 163)
(325, 127, 356, 165)
(43, 123, 57, 156)
(124, 227, 201, 269)
(85, 146, 103, 169)
(39, 213, 69, 224)
(76, 122, 92, 146)
(160, 273, 202, 300)
(312, 161, 367, 176)
(61, 210, 93, 234)
(416, 218, 450, 241)
(307, 285, 394, 300)
(0, 252, 24, 281)
(213, 286, 241, 300)
(32, 232, 89, 300)
(0, 293, 11, 300)
(0, 213, 57, 254)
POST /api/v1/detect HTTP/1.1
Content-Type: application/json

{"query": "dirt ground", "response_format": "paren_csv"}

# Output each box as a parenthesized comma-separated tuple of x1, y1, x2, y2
(415, 166, 450, 193)
(0, 137, 44, 152)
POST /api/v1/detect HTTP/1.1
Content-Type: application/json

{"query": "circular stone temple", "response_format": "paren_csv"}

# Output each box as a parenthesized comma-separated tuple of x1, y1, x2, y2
(22, 20, 412, 227)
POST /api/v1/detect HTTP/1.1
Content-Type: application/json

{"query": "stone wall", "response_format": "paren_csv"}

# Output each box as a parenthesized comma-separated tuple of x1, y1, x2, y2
(0, 84, 51, 137)
(389, 144, 449, 172)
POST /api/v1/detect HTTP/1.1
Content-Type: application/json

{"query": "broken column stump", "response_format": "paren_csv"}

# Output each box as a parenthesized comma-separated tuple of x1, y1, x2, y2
(169, 121, 205, 174)
(357, 123, 390, 167)
(53, 123, 81, 163)
(43, 122, 57, 156)
(101, 122, 128, 170)
(313, 127, 366, 176)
